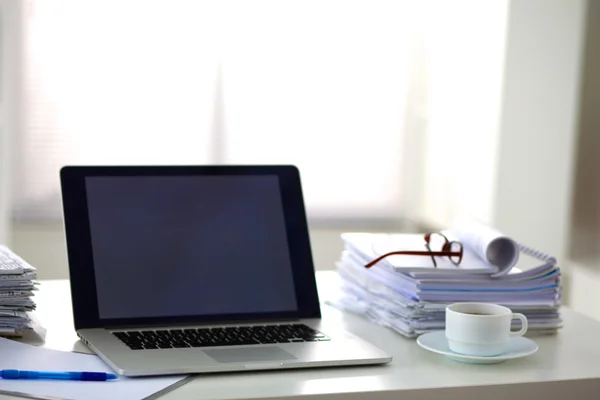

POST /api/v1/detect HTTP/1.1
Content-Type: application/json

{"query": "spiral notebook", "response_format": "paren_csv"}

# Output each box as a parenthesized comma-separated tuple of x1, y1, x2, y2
(341, 216, 557, 279)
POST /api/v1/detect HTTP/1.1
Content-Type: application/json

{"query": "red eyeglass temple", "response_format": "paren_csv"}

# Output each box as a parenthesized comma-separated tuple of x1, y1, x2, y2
(364, 250, 463, 269)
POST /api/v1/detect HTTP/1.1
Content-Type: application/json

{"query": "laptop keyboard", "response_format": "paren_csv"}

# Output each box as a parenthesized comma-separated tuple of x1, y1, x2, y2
(113, 323, 330, 350)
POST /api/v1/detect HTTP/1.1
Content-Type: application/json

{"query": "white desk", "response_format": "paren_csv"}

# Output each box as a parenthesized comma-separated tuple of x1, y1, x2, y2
(5, 271, 600, 400)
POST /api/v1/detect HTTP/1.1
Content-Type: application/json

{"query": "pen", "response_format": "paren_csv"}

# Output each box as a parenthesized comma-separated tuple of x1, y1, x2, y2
(0, 369, 118, 381)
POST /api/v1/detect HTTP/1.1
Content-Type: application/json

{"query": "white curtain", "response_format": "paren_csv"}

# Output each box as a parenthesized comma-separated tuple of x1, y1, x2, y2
(5, 0, 511, 229)
(10, 0, 420, 223)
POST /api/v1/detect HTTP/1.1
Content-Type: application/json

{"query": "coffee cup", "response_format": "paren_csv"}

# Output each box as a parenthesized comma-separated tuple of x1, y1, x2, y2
(445, 302, 528, 357)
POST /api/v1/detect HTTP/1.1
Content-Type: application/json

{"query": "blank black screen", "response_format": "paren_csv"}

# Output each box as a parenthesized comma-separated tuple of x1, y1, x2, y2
(85, 175, 298, 320)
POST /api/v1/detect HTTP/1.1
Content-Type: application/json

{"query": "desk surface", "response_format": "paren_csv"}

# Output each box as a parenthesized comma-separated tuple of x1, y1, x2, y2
(6, 271, 600, 400)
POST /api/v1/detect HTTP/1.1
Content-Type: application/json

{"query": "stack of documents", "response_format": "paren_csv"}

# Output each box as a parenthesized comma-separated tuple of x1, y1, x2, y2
(328, 217, 562, 338)
(0, 246, 37, 336)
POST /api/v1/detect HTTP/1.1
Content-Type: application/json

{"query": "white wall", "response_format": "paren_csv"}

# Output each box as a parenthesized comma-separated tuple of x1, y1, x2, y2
(0, 0, 22, 246)
(11, 223, 69, 278)
(0, 2, 8, 244)
(493, 0, 596, 316)
(492, 0, 586, 266)
(408, 0, 600, 320)
(416, 0, 587, 264)
(565, 0, 600, 321)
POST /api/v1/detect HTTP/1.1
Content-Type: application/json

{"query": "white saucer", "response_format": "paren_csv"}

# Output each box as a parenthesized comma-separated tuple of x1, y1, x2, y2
(416, 331, 538, 364)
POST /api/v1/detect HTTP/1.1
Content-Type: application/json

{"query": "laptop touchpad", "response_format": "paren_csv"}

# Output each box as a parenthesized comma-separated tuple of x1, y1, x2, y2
(204, 347, 296, 363)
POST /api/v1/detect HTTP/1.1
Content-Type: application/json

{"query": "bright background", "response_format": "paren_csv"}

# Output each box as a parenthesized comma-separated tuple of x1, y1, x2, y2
(1, 0, 600, 320)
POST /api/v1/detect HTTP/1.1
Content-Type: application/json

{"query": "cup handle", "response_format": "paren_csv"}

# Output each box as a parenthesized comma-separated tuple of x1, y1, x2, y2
(510, 313, 528, 337)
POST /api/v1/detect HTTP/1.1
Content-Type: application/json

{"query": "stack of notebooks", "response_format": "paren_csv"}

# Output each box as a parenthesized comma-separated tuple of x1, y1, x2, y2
(0, 245, 37, 337)
(328, 217, 562, 338)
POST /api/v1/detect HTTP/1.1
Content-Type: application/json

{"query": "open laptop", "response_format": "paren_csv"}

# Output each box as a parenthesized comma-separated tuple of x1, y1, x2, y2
(59, 165, 391, 376)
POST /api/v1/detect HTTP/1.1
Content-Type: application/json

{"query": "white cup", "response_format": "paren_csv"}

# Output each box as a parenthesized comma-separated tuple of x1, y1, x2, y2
(445, 302, 528, 357)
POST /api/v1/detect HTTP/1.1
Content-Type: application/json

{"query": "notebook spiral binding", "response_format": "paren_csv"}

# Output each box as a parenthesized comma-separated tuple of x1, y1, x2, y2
(517, 243, 557, 265)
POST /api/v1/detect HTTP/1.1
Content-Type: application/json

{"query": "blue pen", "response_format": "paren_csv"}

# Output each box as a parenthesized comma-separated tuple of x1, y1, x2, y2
(0, 369, 118, 381)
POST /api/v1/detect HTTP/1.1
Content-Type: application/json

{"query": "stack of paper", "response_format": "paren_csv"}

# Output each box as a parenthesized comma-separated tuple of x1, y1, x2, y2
(327, 217, 562, 338)
(0, 246, 37, 336)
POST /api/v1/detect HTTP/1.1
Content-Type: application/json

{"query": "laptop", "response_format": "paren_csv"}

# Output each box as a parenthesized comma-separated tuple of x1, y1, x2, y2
(59, 165, 392, 376)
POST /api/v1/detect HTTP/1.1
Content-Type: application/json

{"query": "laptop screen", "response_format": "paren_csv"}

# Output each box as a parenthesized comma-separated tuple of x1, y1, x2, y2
(84, 175, 299, 320)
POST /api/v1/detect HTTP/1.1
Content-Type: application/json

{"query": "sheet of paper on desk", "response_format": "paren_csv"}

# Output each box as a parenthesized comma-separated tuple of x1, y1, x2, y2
(0, 337, 188, 400)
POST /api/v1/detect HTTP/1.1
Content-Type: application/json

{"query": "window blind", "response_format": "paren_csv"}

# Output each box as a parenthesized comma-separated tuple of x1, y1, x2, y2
(11, 0, 418, 221)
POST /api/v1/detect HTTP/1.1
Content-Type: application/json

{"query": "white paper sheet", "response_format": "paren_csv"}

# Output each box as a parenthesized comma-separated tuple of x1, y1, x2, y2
(448, 215, 520, 277)
(0, 337, 189, 400)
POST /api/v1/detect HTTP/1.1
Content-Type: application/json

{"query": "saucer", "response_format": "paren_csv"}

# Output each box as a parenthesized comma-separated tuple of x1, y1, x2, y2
(416, 331, 538, 364)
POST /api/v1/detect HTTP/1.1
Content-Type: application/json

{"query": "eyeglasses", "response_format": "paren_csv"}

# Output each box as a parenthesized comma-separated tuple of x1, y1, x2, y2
(364, 232, 464, 269)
